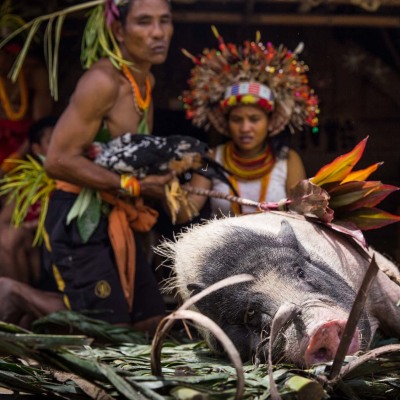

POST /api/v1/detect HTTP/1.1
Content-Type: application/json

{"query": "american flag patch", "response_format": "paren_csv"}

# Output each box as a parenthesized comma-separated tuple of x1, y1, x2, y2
(231, 84, 239, 95)
(248, 83, 260, 94)
(224, 82, 274, 102)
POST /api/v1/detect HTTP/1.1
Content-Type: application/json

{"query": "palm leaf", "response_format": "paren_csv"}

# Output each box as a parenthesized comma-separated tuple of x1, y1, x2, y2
(1, 312, 400, 400)
(0, 156, 56, 244)
(0, 0, 103, 96)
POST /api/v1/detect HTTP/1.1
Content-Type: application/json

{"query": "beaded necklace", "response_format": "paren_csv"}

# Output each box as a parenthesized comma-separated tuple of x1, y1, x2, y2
(223, 142, 275, 215)
(223, 141, 275, 180)
(121, 64, 151, 116)
(0, 69, 28, 121)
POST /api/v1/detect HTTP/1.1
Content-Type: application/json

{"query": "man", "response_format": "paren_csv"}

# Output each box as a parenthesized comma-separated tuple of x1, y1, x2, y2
(0, 0, 174, 333)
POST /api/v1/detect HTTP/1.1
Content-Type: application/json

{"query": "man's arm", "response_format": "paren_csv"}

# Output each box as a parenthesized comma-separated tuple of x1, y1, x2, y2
(45, 66, 171, 194)
(45, 66, 122, 190)
(45, 65, 120, 190)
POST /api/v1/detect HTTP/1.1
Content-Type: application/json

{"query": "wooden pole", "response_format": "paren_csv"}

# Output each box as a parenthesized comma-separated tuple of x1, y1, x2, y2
(172, 12, 400, 27)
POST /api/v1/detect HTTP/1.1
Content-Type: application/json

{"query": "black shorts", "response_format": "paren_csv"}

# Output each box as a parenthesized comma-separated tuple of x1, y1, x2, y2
(43, 190, 165, 324)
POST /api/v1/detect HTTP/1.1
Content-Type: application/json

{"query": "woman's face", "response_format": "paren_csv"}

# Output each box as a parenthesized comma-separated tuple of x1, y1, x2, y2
(228, 105, 269, 157)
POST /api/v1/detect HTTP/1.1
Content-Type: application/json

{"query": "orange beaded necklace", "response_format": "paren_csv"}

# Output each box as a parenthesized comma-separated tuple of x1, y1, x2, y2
(0, 69, 28, 121)
(121, 64, 151, 115)
(223, 141, 275, 180)
(223, 142, 275, 215)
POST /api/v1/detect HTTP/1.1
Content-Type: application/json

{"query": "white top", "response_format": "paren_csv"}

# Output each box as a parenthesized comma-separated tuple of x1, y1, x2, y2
(211, 144, 288, 217)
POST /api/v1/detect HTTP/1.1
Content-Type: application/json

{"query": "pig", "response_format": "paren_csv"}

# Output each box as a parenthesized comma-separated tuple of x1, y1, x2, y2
(160, 212, 400, 367)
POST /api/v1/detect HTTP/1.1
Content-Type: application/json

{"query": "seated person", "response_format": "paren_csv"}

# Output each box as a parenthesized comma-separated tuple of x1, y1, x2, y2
(0, 116, 57, 285)
(176, 31, 318, 223)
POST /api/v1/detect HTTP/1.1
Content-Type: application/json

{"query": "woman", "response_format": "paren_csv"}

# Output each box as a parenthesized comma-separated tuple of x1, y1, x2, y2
(178, 30, 319, 220)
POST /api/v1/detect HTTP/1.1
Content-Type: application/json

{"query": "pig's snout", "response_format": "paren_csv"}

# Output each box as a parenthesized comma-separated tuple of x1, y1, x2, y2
(304, 320, 359, 366)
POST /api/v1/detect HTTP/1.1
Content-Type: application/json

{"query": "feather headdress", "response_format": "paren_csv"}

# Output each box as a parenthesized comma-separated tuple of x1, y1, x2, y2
(182, 27, 319, 136)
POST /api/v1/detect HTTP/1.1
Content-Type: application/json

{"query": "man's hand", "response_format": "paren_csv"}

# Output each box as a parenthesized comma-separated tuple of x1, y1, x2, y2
(140, 172, 175, 199)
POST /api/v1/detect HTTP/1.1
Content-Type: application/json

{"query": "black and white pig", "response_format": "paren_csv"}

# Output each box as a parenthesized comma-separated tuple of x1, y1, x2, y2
(161, 212, 400, 367)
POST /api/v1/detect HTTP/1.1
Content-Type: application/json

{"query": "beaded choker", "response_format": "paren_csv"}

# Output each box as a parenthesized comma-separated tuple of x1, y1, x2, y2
(223, 142, 275, 180)
(0, 69, 28, 121)
(121, 64, 151, 115)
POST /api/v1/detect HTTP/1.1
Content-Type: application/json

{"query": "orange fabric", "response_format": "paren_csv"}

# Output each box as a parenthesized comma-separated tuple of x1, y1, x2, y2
(55, 181, 158, 311)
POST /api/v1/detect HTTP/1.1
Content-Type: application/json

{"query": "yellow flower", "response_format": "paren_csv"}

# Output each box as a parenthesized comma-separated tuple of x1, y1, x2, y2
(227, 96, 237, 106)
(241, 94, 257, 104)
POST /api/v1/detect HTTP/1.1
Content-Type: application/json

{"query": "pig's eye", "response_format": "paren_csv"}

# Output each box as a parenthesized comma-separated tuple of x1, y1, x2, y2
(244, 308, 256, 323)
(296, 268, 306, 279)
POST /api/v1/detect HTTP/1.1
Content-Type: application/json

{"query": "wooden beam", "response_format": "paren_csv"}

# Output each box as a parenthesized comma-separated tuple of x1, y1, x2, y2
(172, 11, 400, 27)
(264, 0, 400, 4)
(172, 0, 400, 5)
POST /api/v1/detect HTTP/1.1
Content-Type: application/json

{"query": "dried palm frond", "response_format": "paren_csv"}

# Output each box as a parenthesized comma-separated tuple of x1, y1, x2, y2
(165, 177, 199, 224)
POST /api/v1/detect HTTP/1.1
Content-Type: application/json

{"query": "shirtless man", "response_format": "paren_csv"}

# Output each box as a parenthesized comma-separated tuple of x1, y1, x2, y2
(0, 0, 174, 333)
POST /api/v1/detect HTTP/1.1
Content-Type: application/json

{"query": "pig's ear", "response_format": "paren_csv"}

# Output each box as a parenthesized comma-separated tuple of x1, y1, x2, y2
(187, 283, 205, 297)
(278, 220, 310, 259)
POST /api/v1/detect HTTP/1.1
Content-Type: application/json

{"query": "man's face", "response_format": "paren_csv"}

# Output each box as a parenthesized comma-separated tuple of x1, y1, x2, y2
(116, 0, 173, 68)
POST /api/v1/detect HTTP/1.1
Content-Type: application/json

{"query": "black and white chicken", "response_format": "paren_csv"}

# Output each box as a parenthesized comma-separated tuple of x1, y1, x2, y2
(89, 133, 209, 178)
(88, 133, 230, 222)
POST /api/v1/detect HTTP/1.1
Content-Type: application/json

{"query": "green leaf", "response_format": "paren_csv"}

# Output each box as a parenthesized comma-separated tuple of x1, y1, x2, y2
(77, 192, 101, 243)
(341, 207, 400, 231)
(328, 181, 381, 210)
(66, 187, 94, 225)
(336, 184, 399, 213)
(137, 111, 149, 135)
